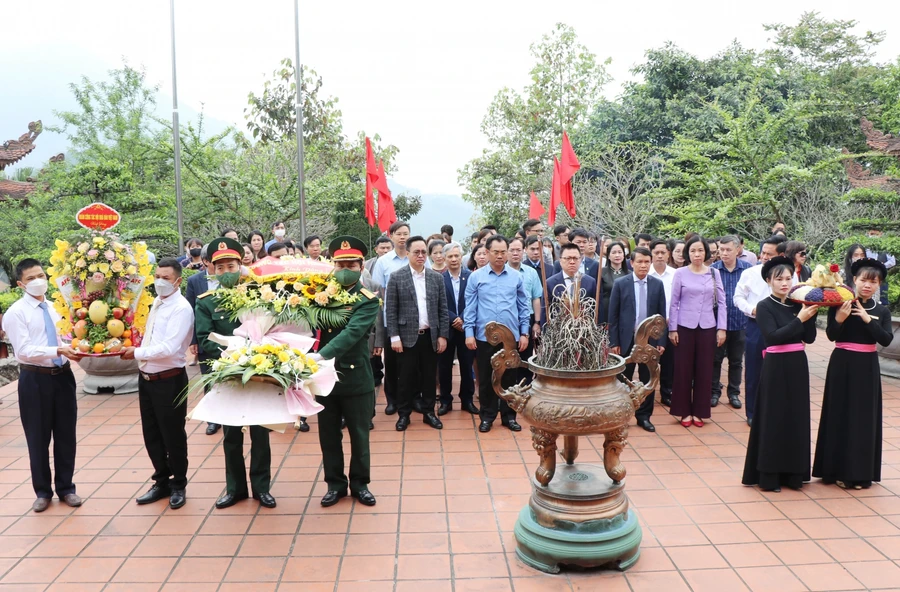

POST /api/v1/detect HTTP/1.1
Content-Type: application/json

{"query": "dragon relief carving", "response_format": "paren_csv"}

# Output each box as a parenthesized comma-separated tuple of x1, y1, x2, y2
(603, 425, 629, 483)
(531, 427, 559, 486)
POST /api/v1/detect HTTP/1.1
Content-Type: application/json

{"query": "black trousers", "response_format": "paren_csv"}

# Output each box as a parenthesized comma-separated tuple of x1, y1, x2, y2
(382, 332, 398, 406)
(370, 354, 384, 386)
(397, 330, 438, 417)
(476, 340, 516, 423)
(518, 315, 536, 386)
(659, 339, 674, 400)
(138, 369, 189, 489)
(623, 362, 654, 422)
(18, 366, 77, 499)
(317, 391, 373, 494)
(712, 329, 746, 400)
(438, 329, 475, 406)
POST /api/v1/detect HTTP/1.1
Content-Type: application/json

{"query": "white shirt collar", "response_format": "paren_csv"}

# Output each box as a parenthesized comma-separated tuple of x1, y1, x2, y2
(23, 293, 45, 308)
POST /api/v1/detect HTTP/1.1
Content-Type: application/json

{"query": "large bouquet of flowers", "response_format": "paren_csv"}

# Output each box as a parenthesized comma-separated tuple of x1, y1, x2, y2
(214, 256, 359, 329)
(789, 263, 855, 307)
(47, 231, 153, 354)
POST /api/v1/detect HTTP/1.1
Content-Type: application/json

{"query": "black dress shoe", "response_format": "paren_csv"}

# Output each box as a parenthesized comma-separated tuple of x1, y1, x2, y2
(729, 396, 742, 409)
(321, 490, 347, 507)
(136, 485, 171, 505)
(710, 396, 720, 408)
(341, 417, 347, 429)
(747, 417, 753, 427)
(206, 423, 220, 435)
(215, 492, 248, 509)
(395, 415, 410, 431)
(479, 420, 492, 432)
(385, 403, 397, 415)
(369, 421, 375, 430)
(352, 489, 377, 506)
(462, 402, 480, 415)
(253, 492, 277, 508)
(661, 396, 672, 407)
(412, 399, 425, 414)
(169, 489, 186, 509)
(297, 418, 310, 432)
(502, 419, 522, 432)
(637, 419, 656, 432)
(437, 403, 452, 416)
(423, 412, 443, 429)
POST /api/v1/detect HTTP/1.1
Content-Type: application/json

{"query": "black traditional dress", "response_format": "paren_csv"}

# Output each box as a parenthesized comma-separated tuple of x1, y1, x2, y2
(741, 296, 818, 490)
(812, 300, 893, 487)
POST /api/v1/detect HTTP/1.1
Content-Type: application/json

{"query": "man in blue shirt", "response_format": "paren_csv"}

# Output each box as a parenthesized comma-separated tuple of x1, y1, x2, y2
(711, 235, 752, 409)
(370, 221, 411, 415)
(464, 235, 530, 433)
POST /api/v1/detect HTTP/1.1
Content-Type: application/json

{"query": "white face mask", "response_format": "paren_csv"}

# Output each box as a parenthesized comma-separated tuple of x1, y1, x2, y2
(154, 279, 177, 297)
(24, 278, 48, 297)
(274, 228, 286, 238)
(543, 247, 552, 258)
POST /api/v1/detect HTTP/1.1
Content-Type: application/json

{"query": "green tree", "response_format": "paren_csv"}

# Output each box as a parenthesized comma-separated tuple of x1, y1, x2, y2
(459, 23, 610, 233)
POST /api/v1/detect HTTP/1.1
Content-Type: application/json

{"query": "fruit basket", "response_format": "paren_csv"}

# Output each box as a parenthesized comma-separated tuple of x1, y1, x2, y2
(788, 263, 856, 307)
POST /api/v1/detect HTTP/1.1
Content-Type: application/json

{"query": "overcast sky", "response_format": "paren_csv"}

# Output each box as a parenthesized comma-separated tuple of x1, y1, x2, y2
(7, 1, 900, 195)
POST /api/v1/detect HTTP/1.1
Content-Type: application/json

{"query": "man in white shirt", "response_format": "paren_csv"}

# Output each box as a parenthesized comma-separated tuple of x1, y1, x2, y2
(733, 235, 785, 425)
(122, 258, 195, 509)
(2, 258, 84, 512)
(648, 240, 676, 406)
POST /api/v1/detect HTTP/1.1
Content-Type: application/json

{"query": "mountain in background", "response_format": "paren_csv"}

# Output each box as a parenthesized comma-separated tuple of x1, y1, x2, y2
(387, 180, 474, 240)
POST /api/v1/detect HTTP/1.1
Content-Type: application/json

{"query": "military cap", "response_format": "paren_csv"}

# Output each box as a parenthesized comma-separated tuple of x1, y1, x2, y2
(209, 237, 244, 263)
(328, 235, 368, 261)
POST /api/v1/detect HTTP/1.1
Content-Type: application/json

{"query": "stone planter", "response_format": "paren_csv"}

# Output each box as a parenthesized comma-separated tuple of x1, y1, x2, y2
(0, 358, 19, 388)
(878, 316, 900, 379)
(78, 356, 139, 394)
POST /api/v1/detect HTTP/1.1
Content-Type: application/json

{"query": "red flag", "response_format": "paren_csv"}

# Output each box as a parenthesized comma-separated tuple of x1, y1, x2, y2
(559, 132, 580, 218)
(528, 191, 545, 219)
(548, 157, 562, 225)
(375, 159, 396, 232)
(364, 137, 378, 227)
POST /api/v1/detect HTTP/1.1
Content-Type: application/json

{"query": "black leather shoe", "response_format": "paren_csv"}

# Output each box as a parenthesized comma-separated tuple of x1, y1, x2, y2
(352, 489, 377, 506)
(215, 492, 248, 509)
(369, 421, 375, 430)
(747, 417, 753, 427)
(710, 396, 720, 408)
(253, 492, 277, 508)
(169, 489, 186, 509)
(661, 396, 672, 407)
(206, 423, 220, 435)
(423, 413, 443, 429)
(321, 490, 347, 507)
(341, 417, 347, 429)
(729, 396, 742, 409)
(297, 418, 310, 432)
(438, 403, 452, 416)
(412, 399, 425, 414)
(395, 415, 410, 431)
(502, 419, 522, 432)
(462, 402, 480, 415)
(637, 419, 656, 433)
(136, 485, 171, 505)
(479, 420, 492, 433)
(385, 403, 397, 415)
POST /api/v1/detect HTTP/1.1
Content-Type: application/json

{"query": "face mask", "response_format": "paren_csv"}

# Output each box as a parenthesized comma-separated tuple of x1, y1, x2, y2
(333, 269, 361, 287)
(154, 279, 177, 297)
(23, 278, 48, 297)
(543, 247, 552, 258)
(189, 247, 202, 257)
(274, 229, 286, 238)
(217, 271, 241, 288)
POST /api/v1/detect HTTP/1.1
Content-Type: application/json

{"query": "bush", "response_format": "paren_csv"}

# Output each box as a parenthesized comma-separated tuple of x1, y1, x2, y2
(0, 288, 23, 314)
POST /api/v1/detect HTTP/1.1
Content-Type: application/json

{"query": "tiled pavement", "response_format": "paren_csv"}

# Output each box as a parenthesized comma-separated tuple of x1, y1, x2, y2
(0, 331, 898, 591)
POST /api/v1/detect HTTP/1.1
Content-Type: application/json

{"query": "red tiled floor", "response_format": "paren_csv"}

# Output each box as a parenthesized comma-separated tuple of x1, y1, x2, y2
(0, 335, 898, 590)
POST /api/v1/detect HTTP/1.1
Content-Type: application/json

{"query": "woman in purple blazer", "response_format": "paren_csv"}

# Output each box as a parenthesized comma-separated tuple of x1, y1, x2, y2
(668, 235, 727, 427)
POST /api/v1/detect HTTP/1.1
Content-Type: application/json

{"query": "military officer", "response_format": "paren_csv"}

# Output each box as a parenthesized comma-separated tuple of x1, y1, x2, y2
(195, 237, 277, 510)
(311, 236, 380, 507)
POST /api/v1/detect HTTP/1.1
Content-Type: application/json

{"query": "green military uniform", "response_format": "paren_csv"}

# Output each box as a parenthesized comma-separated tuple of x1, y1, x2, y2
(194, 237, 272, 500)
(316, 236, 379, 496)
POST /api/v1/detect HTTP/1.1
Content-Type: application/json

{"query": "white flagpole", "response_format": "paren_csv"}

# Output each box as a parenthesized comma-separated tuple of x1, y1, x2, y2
(169, 0, 185, 252)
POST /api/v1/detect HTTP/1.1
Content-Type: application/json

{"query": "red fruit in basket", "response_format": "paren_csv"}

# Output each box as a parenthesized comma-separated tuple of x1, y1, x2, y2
(75, 308, 88, 320)
(112, 307, 124, 319)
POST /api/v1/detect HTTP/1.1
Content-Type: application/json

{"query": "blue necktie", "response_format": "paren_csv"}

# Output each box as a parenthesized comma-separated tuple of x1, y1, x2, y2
(38, 301, 63, 367)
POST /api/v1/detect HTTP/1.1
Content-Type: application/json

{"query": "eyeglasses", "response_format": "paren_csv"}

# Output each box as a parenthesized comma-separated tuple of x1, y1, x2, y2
(560, 256, 581, 262)
(799, 251, 807, 257)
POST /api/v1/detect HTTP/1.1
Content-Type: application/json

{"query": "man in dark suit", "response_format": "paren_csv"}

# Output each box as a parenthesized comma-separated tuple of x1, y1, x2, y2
(184, 245, 221, 436)
(545, 244, 597, 322)
(386, 235, 450, 431)
(608, 247, 667, 432)
(438, 242, 478, 416)
(551, 228, 600, 281)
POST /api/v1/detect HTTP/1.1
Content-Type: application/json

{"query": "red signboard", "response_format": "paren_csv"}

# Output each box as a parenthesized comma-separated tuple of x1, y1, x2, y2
(76, 202, 121, 231)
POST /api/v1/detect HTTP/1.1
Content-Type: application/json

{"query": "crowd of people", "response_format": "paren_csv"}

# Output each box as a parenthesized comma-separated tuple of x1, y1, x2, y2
(1, 215, 895, 516)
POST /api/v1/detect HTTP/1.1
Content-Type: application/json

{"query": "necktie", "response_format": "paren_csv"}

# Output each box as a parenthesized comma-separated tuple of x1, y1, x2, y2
(38, 301, 63, 367)
(636, 279, 647, 331)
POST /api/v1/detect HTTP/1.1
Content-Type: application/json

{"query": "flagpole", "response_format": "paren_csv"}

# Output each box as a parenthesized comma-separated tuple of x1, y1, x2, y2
(169, 0, 185, 253)
(293, 0, 307, 243)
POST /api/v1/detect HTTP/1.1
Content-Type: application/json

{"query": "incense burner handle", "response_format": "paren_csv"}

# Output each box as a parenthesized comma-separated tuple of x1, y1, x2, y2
(485, 321, 526, 399)
(622, 315, 665, 410)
